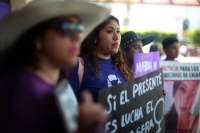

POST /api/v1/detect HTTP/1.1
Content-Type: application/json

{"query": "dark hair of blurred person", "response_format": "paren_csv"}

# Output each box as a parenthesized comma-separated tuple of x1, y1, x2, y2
(149, 44, 164, 57)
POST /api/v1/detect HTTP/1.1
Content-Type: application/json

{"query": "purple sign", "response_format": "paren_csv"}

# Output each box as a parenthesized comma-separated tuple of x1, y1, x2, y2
(0, 1, 10, 20)
(134, 51, 160, 77)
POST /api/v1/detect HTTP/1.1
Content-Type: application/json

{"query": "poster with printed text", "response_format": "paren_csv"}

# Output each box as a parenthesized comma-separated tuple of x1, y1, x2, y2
(161, 61, 200, 133)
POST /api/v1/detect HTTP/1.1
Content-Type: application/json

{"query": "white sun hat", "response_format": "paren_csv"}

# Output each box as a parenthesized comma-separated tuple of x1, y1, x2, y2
(0, 0, 110, 54)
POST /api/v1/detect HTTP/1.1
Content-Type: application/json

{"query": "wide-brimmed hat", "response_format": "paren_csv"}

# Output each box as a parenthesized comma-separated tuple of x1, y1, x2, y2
(0, 0, 110, 54)
(120, 31, 154, 49)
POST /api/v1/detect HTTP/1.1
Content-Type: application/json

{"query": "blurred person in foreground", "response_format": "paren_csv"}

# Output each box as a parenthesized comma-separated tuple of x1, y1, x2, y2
(162, 37, 179, 61)
(0, 0, 110, 133)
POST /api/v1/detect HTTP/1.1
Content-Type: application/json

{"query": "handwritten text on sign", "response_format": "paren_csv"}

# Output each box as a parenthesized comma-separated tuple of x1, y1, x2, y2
(98, 68, 165, 133)
(134, 52, 160, 78)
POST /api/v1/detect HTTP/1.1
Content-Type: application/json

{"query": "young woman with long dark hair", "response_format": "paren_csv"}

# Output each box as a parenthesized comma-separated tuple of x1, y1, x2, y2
(68, 16, 135, 101)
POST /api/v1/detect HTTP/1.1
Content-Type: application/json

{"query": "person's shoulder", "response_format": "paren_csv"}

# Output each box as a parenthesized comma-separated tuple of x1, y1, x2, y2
(19, 69, 53, 89)
(0, 70, 23, 89)
(81, 55, 89, 64)
(0, 69, 53, 94)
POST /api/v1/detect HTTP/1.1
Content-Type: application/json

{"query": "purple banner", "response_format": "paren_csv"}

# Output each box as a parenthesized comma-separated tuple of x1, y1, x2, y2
(0, 1, 11, 20)
(134, 51, 160, 77)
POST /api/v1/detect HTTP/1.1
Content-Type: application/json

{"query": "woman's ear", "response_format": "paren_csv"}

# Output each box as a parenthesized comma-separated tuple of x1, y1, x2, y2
(34, 37, 43, 50)
(36, 42, 42, 50)
(93, 32, 97, 44)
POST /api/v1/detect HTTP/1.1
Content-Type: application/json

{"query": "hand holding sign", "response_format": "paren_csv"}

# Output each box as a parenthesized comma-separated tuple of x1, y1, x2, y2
(77, 91, 109, 133)
(54, 80, 108, 133)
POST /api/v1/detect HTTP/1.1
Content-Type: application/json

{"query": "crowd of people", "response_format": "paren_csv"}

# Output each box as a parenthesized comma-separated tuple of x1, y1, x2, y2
(0, 0, 198, 133)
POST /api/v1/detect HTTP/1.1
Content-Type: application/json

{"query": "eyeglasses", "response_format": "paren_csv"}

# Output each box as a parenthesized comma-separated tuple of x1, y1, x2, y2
(48, 20, 85, 37)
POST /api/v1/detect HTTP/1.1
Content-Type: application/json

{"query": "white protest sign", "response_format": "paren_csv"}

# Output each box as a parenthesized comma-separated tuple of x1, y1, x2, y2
(54, 79, 78, 133)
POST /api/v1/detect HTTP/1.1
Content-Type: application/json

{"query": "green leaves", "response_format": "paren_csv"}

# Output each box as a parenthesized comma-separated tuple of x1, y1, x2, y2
(187, 29, 200, 46)
(120, 28, 177, 43)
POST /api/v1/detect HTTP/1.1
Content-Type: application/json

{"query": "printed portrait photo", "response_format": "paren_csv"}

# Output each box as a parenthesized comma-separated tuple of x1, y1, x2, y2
(164, 80, 200, 133)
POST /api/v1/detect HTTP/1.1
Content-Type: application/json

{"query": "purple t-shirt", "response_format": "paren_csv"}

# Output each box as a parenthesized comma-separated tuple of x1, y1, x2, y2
(0, 69, 65, 133)
(68, 57, 125, 101)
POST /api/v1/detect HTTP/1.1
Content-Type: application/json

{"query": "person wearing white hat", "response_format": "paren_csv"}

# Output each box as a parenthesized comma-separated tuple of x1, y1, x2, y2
(0, 0, 110, 133)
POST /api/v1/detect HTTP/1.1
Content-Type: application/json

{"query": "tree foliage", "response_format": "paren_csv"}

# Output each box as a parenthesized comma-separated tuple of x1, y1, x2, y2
(120, 27, 177, 43)
(187, 28, 200, 46)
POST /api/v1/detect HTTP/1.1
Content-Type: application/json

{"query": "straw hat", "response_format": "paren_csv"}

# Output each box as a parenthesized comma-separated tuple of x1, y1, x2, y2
(0, 0, 110, 54)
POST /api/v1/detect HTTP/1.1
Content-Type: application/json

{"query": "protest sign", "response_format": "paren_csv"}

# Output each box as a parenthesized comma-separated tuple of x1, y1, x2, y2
(0, 1, 10, 20)
(99, 68, 165, 133)
(134, 51, 160, 78)
(161, 61, 200, 133)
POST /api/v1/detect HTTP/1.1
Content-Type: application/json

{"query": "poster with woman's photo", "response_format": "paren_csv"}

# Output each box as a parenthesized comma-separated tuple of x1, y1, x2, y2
(161, 61, 200, 133)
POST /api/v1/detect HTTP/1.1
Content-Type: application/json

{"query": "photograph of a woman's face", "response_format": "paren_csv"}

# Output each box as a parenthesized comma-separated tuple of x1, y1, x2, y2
(164, 80, 199, 133)
(174, 81, 198, 116)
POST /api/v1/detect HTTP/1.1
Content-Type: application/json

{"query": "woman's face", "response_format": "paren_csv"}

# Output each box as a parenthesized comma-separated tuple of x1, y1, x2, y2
(174, 81, 199, 116)
(125, 40, 143, 63)
(37, 15, 83, 68)
(96, 20, 121, 57)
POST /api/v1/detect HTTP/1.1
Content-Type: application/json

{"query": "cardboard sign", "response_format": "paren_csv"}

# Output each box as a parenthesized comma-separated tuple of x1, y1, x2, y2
(54, 79, 78, 133)
(134, 51, 160, 78)
(161, 61, 200, 133)
(99, 68, 165, 133)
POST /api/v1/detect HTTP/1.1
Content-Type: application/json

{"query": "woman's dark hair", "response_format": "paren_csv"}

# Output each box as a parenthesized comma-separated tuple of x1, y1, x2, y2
(164, 104, 178, 132)
(0, 19, 54, 80)
(149, 44, 158, 52)
(81, 15, 119, 54)
(173, 81, 181, 96)
(81, 15, 133, 81)
(165, 81, 183, 132)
